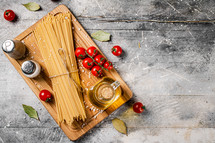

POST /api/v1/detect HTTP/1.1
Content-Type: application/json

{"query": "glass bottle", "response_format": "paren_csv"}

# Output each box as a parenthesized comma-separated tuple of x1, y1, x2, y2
(87, 77, 121, 110)
(2, 40, 26, 59)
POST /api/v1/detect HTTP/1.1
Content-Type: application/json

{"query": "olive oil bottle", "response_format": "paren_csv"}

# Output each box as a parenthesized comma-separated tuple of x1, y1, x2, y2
(87, 77, 121, 110)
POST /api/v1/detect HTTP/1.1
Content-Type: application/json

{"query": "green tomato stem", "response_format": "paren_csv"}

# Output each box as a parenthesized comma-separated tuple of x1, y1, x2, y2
(85, 51, 109, 71)
(5, 11, 10, 15)
(45, 98, 51, 102)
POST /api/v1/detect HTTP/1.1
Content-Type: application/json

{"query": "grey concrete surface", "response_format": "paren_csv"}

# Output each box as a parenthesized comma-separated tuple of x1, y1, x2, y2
(1, 0, 215, 143)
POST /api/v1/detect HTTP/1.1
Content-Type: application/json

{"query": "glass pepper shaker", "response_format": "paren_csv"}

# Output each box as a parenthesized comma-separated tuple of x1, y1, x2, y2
(2, 40, 26, 59)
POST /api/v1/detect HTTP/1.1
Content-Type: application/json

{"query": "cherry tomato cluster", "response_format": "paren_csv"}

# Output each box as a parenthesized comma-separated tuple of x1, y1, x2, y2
(75, 46, 113, 77)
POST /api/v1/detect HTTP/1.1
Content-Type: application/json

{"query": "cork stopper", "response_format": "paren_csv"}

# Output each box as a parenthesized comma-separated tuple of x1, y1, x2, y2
(97, 84, 115, 100)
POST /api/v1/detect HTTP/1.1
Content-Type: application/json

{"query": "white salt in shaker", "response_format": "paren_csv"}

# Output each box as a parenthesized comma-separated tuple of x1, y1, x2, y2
(21, 60, 41, 78)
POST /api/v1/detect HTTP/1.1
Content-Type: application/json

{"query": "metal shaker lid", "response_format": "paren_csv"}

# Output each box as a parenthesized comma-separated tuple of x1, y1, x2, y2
(2, 40, 15, 53)
(21, 61, 36, 75)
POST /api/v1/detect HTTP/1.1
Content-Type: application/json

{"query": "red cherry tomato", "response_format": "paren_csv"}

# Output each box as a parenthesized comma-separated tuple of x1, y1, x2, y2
(91, 66, 102, 77)
(75, 47, 86, 59)
(39, 90, 52, 102)
(82, 57, 94, 69)
(87, 46, 98, 57)
(94, 55, 106, 66)
(133, 102, 145, 113)
(4, 10, 15, 21)
(103, 61, 113, 70)
(112, 45, 122, 56)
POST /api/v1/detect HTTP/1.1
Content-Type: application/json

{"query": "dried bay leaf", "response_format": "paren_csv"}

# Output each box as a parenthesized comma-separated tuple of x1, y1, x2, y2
(91, 30, 111, 42)
(112, 118, 127, 135)
(22, 104, 39, 120)
(22, 2, 40, 11)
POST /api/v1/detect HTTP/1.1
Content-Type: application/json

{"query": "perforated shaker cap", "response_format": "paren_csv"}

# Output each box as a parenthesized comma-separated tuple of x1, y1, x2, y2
(2, 40, 14, 53)
(21, 61, 36, 75)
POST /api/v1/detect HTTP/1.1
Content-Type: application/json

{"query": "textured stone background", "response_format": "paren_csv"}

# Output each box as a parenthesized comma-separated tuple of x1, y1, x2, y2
(1, 0, 215, 143)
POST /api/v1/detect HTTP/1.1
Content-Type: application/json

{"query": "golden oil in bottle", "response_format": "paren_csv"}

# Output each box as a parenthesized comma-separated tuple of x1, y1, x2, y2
(87, 77, 121, 110)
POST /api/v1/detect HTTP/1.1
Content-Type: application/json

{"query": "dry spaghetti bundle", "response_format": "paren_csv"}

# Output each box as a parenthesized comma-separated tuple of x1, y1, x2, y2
(34, 13, 86, 125)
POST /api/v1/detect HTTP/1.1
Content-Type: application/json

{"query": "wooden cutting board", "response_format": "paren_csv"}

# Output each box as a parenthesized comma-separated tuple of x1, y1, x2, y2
(4, 5, 132, 141)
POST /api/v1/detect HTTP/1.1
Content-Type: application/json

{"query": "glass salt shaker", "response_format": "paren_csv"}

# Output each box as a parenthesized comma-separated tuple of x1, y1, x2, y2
(21, 60, 41, 78)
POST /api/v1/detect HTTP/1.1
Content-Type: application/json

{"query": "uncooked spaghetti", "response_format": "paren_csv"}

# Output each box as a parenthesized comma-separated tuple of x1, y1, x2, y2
(34, 13, 86, 125)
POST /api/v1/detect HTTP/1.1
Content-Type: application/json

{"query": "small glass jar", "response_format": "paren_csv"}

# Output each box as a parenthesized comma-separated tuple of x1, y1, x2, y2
(2, 40, 26, 59)
(21, 60, 41, 78)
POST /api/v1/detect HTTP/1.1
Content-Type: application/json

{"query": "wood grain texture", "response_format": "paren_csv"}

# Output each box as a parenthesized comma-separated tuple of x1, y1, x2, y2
(3, 5, 132, 141)
(2, 0, 215, 143)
